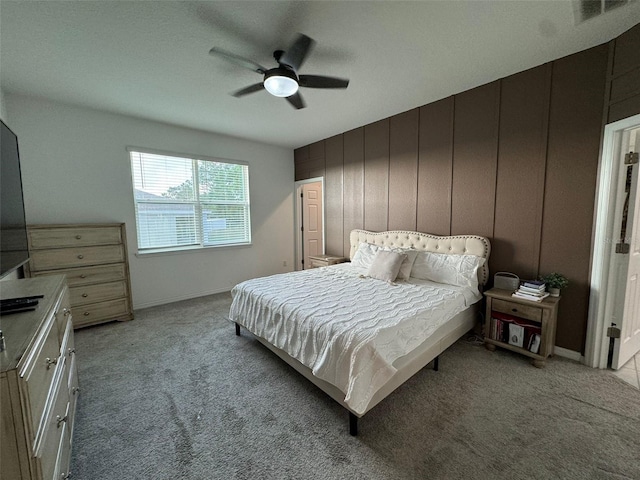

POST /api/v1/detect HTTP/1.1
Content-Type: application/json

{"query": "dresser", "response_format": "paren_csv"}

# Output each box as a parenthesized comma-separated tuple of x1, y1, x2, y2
(0, 276, 78, 479)
(26, 223, 133, 328)
(308, 254, 348, 268)
(483, 288, 560, 368)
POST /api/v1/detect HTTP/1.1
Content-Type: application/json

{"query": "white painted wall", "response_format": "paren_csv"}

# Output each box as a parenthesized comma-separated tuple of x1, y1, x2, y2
(0, 89, 8, 121)
(5, 93, 295, 308)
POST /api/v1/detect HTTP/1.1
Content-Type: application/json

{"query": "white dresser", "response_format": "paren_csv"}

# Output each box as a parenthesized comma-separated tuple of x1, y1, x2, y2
(26, 223, 133, 328)
(0, 275, 78, 479)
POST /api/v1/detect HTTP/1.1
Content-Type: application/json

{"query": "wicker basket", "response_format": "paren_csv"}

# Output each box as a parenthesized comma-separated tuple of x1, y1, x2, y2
(494, 272, 520, 291)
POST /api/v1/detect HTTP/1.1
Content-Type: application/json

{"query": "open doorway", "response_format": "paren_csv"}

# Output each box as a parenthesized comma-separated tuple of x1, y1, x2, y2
(294, 178, 324, 270)
(586, 114, 640, 369)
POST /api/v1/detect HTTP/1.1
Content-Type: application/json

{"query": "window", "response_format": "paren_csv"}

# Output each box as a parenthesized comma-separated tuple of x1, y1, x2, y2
(128, 149, 250, 253)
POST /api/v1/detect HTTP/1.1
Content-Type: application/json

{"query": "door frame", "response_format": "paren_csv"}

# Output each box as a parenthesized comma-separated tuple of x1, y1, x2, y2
(294, 177, 325, 271)
(585, 113, 640, 368)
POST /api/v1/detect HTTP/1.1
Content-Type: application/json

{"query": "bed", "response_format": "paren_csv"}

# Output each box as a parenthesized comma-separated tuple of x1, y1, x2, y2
(229, 229, 491, 435)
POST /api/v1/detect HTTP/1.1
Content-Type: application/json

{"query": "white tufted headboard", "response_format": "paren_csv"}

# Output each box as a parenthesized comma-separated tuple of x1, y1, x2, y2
(349, 229, 491, 285)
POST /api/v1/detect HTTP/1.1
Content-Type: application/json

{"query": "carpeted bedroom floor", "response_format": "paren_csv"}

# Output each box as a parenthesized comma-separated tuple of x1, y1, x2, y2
(70, 292, 640, 480)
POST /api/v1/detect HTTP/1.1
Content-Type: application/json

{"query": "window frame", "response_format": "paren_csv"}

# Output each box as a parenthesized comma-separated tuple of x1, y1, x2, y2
(127, 147, 251, 255)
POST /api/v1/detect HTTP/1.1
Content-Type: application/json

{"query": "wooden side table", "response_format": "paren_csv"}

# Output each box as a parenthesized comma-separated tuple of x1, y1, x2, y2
(308, 254, 348, 268)
(483, 288, 560, 368)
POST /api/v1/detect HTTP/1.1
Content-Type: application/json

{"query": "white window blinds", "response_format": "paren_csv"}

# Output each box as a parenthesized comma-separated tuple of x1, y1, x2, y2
(129, 150, 251, 252)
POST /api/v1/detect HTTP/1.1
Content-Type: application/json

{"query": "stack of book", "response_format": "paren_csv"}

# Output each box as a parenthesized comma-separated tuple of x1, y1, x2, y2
(512, 280, 549, 302)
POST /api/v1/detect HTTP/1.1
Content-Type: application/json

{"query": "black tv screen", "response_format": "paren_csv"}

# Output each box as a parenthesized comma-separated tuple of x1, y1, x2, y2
(1, 119, 29, 278)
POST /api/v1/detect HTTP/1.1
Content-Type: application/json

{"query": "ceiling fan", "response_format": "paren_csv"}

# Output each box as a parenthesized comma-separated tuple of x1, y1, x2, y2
(209, 33, 349, 109)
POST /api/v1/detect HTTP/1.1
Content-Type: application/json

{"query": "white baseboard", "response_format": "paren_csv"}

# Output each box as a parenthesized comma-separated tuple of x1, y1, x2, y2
(133, 287, 231, 310)
(554, 346, 583, 362)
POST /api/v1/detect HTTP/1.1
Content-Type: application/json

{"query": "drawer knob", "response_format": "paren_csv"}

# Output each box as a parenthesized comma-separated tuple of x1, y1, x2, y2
(80, 274, 86, 278)
(45, 357, 58, 369)
(83, 312, 90, 316)
(77, 254, 84, 259)
(76, 235, 82, 239)
(82, 293, 88, 298)
(511, 308, 518, 313)
(56, 414, 68, 428)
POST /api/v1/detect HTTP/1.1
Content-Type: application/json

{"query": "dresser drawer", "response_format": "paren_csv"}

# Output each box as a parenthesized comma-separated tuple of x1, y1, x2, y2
(70, 280, 127, 306)
(53, 422, 72, 480)
(37, 371, 69, 480)
(29, 244, 125, 271)
(60, 319, 78, 431)
(19, 313, 60, 442)
(492, 298, 542, 323)
(33, 263, 127, 287)
(28, 226, 122, 249)
(73, 297, 131, 327)
(53, 287, 72, 345)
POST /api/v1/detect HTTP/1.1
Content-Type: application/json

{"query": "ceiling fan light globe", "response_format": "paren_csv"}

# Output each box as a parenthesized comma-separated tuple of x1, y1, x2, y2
(264, 75, 299, 97)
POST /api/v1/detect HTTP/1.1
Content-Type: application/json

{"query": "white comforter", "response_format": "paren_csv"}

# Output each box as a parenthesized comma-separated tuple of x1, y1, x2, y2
(229, 263, 480, 415)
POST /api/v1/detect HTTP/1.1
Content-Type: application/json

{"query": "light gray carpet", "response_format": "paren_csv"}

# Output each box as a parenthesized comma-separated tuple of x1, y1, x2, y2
(70, 293, 640, 480)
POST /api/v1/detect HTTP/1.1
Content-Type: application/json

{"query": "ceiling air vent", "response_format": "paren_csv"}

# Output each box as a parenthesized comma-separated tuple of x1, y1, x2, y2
(574, 0, 631, 23)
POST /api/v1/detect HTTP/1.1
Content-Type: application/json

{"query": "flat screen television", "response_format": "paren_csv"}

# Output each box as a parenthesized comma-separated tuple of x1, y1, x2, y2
(1, 119, 30, 278)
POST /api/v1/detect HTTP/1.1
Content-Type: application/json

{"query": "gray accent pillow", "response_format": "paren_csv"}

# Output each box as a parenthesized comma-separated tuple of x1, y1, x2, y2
(367, 250, 407, 282)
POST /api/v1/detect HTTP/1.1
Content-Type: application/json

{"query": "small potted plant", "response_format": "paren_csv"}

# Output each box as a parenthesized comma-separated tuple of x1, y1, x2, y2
(540, 273, 568, 297)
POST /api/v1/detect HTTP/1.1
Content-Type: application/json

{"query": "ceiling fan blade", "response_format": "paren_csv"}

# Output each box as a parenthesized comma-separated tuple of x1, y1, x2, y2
(209, 47, 266, 74)
(279, 34, 315, 71)
(286, 92, 306, 109)
(298, 75, 349, 89)
(232, 83, 264, 97)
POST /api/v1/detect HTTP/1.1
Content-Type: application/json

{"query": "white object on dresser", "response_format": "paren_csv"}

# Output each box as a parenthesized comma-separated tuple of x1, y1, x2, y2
(26, 223, 133, 328)
(0, 275, 79, 480)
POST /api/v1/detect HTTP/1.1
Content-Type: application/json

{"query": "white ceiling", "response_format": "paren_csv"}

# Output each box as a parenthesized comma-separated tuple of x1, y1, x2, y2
(1, 1, 639, 149)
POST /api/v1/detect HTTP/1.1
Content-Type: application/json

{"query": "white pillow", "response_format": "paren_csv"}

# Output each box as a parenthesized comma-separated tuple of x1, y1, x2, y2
(367, 250, 406, 282)
(351, 242, 378, 268)
(351, 242, 418, 280)
(410, 251, 485, 290)
(395, 249, 418, 281)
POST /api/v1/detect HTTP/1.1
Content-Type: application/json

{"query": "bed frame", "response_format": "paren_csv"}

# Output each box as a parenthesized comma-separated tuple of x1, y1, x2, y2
(234, 229, 491, 435)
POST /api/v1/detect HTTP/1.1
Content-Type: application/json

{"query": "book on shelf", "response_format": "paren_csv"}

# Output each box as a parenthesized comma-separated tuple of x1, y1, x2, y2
(512, 280, 548, 302)
(488, 312, 542, 349)
(522, 279, 545, 289)
(518, 284, 546, 295)
(512, 291, 550, 302)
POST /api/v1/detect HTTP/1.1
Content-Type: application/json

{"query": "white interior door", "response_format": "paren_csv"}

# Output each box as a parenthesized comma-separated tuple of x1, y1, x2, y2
(301, 181, 324, 269)
(612, 147, 640, 369)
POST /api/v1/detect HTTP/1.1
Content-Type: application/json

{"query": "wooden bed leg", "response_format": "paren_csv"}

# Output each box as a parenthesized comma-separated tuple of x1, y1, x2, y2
(433, 355, 439, 372)
(349, 412, 358, 436)
(235, 323, 241, 336)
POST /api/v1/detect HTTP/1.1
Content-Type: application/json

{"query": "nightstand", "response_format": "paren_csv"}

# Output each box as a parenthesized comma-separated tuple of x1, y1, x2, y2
(308, 254, 348, 268)
(483, 288, 560, 368)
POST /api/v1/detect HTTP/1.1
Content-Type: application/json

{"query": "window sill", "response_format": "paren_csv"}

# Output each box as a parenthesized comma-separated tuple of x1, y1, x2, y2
(135, 242, 252, 258)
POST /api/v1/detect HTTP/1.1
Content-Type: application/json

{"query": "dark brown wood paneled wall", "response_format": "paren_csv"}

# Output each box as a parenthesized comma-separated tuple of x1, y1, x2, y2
(294, 143, 325, 181)
(608, 23, 640, 123)
(293, 24, 639, 353)
(451, 82, 500, 239)
(417, 97, 454, 236)
(389, 109, 419, 231)
(492, 64, 551, 279)
(342, 127, 364, 255)
(363, 119, 390, 232)
(325, 135, 344, 256)
(540, 44, 609, 352)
